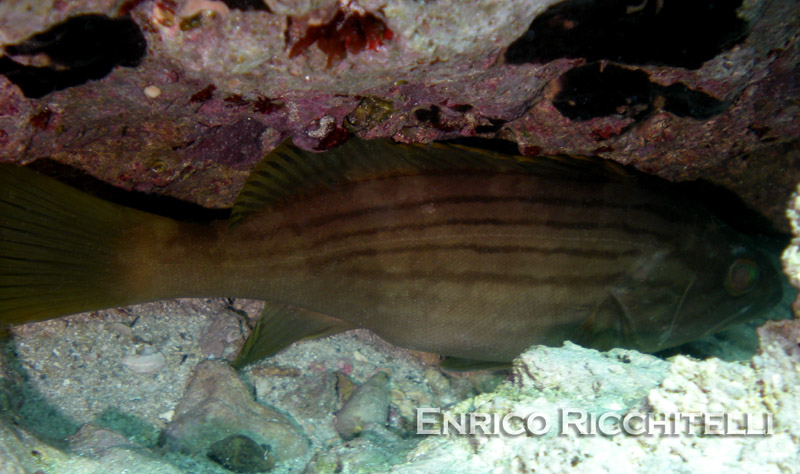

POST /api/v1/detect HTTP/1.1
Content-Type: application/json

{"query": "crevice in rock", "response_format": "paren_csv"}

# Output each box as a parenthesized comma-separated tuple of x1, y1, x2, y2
(552, 63, 728, 121)
(475, 118, 508, 134)
(220, 0, 272, 12)
(0, 14, 146, 98)
(505, 0, 749, 69)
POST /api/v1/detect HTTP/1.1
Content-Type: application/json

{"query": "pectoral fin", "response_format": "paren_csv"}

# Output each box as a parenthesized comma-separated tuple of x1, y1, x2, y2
(232, 302, 354, 369)
(572, 289, 638, 352)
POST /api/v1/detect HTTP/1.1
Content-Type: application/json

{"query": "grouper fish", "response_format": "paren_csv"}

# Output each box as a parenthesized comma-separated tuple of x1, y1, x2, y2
(0, 138, 782, 368)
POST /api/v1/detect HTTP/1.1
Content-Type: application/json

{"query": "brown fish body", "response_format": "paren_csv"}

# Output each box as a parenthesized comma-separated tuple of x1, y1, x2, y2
(129, 162, 777, 361)
(0, 139, 783, 363)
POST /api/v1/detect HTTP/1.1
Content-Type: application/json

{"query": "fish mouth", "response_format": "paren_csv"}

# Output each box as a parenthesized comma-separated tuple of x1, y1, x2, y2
(701, 302, 756, 338)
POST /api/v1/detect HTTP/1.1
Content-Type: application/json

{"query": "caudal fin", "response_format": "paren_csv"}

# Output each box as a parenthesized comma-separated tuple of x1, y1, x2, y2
(0, 164, 164, 325)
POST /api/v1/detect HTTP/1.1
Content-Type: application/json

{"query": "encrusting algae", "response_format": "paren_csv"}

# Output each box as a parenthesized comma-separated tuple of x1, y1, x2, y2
(0, 138, 782, 368)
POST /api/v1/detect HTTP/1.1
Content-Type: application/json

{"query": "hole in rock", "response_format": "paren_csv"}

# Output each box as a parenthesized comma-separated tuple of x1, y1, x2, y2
(0, 14, 146, 98)
(220, 0, 271, 12)
(505, 0, 749, 69)
(553, 63, 728, 121)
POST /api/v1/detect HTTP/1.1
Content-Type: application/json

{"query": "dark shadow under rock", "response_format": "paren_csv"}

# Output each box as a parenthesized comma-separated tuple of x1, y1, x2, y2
(506, 0, 749, 69)
(0, 14, 146, 98)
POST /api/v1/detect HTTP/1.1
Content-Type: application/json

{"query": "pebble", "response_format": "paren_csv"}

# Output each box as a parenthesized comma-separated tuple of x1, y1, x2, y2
(121, 350, 166, 374)
(334, 371, 391, 440)
(207, 434, 274, 473)
(143, 85, 162, 99)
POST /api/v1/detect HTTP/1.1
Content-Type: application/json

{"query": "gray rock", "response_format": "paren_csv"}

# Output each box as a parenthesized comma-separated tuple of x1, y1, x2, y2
(303, 428, 417, 474)
(164, 360, 308, 465)
(67, 422, 137, 457)
(751, 320, 800, 434)
(511, 342, 670, 404)
(0, 413, 186, 474)
(207, 434, 275, 473)
(199, 311, 245, 360)
(334, 371, 391, 440)
(0, 416, 40, 474)
(373, 322, 800, 473)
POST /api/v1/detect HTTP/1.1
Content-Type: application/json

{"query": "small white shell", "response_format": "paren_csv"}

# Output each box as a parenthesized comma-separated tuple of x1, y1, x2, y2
(143, 85, 162, 99)
(122, 351, 166, 374)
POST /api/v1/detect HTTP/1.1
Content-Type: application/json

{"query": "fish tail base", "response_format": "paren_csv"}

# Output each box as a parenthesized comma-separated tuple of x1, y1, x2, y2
(0, 165, 155, 325)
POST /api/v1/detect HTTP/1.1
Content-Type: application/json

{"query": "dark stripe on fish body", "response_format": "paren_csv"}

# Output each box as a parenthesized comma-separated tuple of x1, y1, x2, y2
(331, 269, 630, 287)
(241, 169, 682, 229)
(222, 169, 685, 320)
(288, 194, 682, 232)
(305, 218, 674, 249)
(308, 243, 641, 266)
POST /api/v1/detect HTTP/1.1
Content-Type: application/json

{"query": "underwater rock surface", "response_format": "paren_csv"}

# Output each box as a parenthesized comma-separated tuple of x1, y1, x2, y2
(0, 297, 797, 472)
(783, 182, 800, 304)
(382, 326, 800, 473)
(163, 359, 308, 463)
(0, 0, 797, 230)
(333, 371, 390, 440)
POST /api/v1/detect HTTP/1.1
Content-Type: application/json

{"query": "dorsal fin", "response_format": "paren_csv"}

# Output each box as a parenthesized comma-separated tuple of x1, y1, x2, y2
(230, 137, 631, 227)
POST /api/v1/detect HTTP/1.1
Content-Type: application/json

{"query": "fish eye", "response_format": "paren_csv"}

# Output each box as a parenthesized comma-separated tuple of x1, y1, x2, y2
(725, 258, 759, 296)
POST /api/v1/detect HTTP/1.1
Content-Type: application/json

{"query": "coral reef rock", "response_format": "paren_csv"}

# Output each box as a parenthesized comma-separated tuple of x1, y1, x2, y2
(163, 359, 309, 465)
(381, 325, 800, 473)
(0, 303, 799, 472)
(334, 370, 391, 440)
(0, 0, 796, 230)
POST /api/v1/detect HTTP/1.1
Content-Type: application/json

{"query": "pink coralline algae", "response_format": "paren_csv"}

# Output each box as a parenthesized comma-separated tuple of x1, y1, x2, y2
(0, 0, 797, 232)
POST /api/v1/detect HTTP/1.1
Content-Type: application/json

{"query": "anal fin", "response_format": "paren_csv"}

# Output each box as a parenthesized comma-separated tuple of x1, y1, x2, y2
(232, 302, 354, 369)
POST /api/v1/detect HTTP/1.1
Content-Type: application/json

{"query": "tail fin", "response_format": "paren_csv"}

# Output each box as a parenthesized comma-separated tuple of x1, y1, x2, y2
(0, 164, 162, 326)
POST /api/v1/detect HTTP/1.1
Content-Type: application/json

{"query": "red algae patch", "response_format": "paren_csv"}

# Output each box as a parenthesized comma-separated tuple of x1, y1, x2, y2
(289, 6, 393, 68)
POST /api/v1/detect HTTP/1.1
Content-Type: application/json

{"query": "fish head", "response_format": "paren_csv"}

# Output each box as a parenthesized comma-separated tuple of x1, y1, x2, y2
(575, 222, 782, 353)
